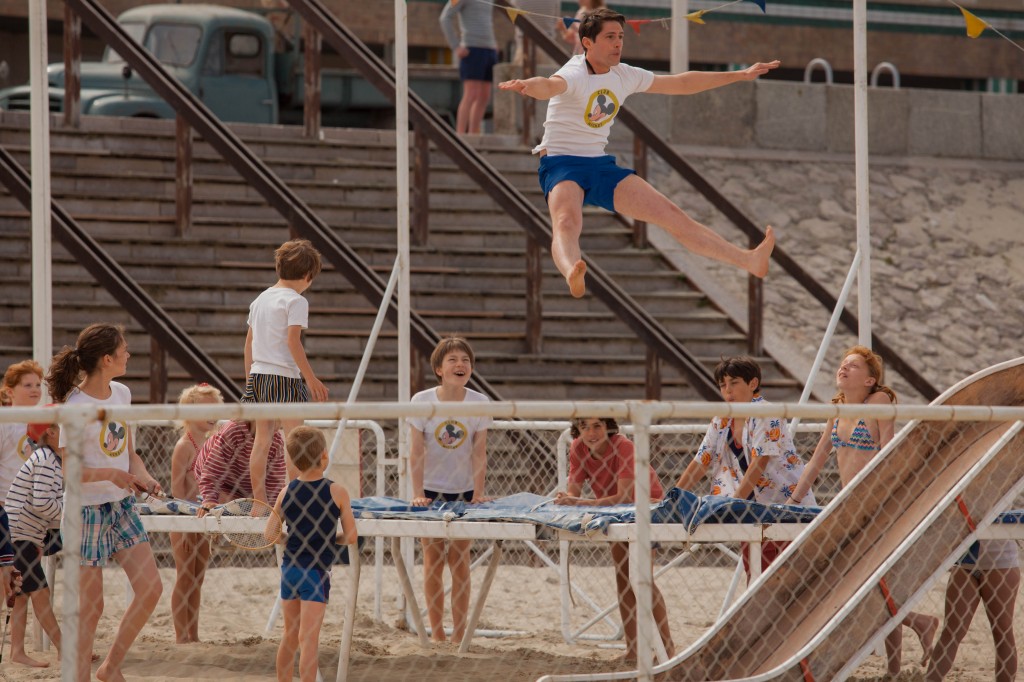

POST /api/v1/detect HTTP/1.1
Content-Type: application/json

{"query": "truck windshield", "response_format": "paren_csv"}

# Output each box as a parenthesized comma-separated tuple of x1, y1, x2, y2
(103, 22, 202, 67)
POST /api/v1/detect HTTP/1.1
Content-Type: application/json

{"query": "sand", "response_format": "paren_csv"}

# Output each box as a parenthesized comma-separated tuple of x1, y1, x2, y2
(0, 549, 1015, 682)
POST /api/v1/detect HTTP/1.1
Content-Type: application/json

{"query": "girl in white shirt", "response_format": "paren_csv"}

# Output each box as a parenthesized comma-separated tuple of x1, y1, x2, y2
(48, 323, 163, 682)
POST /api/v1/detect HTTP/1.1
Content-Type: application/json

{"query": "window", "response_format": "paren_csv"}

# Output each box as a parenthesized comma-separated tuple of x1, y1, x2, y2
(104, 22, 145, 63)
(145, 23, 202, 67)
(224, 32, 264, 76)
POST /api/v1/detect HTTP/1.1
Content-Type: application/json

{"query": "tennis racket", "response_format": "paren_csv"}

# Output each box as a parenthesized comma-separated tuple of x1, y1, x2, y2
(140, 492, 283, 550)
(211, 498, 283, 551)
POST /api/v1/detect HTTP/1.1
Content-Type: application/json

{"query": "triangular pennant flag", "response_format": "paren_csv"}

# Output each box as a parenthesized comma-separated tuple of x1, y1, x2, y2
(562, 17, 579, 30)
(686, 9, 707, 24)
(960, 7, 988, 38)
(451, 0, 459, 5)
(626, 19, 644, 34)
(505, 7, 523, 23)
(745, 0, 766, 13)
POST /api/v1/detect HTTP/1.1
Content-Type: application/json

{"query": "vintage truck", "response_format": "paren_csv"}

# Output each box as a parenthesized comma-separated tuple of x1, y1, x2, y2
(0, 3, 464, 127)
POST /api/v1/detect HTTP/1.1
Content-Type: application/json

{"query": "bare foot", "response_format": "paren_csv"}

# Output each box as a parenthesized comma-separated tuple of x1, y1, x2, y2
(96, 660, 127, 682)
(915, 615, 939, 666)
(11, 651, 50, 667)
(747, 225, 775, 278)
(567, 260, 587, 298)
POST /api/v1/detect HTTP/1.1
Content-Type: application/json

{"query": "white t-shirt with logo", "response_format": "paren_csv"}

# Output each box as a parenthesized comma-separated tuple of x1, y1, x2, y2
(534, 54, 655, 157)
(409, 387, 491, 494)
(248, 286, 309, 379)
(0, 422, 33, 503)
(58, 381, 134, 506)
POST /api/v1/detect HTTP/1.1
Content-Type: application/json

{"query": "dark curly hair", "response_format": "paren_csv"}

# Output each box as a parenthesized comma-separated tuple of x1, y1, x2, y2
(570, 417, 620, 439)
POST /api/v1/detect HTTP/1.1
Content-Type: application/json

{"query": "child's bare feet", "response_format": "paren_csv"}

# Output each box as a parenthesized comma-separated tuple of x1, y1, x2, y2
(11, 651, 49, 667)
(567, 260, 587, 298)
(914, 615, 939, 666)
(747, 225, 775, 278)
(96, 660, 126, 682)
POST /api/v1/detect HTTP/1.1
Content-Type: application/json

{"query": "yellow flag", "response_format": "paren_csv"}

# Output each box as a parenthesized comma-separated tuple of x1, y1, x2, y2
(960, 7, 988, 38)
(686, 9, 707, 24)
(505, 7, 523, 23)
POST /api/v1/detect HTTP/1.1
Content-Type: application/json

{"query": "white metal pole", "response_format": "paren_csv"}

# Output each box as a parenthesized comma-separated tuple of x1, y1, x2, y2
(853, 0, 871, 347)
(394, 0, 414, 628)
(670, 0, 690, 73)
(630, 403, 654, 682)
(29, 0, 53, 391)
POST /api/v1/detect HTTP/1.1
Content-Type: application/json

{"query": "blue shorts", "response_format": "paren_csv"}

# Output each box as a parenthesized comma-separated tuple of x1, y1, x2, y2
(240, 373, 309, 404)
(281, 564, 331, 603)
(459, 47, 498, 82)
(76, 496, 149, 567)
(538, 154, 634, 212)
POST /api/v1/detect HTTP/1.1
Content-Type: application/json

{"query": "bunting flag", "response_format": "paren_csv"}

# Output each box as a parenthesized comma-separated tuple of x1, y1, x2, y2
(745, 0, 767, 13)
(561, 17, 579, 30)
(686, 9, 708, 24)
(505, 7, 523, 23)
(626, 19, 645, 34)
(959, 6, 988, 38)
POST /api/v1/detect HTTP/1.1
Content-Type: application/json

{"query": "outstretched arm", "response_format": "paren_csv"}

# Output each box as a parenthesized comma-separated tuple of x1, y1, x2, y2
(499, 75, 568, 101)
(646, 61, 780, 96)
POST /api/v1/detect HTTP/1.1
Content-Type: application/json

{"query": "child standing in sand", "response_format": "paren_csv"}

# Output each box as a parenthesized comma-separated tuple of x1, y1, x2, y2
(555, 417, 674, 663)
(789, 345, 938, 676)
(170, 383, 223, 644)
(47, 323, 163, 682)
(409, 337, 491, 645)
(272, 426, 358, 682)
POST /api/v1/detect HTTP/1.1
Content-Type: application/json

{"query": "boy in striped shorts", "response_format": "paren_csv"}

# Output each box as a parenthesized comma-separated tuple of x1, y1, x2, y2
(243, 239, 328, 505)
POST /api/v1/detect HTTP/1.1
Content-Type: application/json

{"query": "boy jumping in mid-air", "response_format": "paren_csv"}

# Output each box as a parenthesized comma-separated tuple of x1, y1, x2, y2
(272, 426, 358, 682)
(500, 7, 777, 298)
(244, 239, 328, 505)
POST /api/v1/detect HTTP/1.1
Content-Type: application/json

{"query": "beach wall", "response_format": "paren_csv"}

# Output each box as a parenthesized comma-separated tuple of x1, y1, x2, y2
(493, 64, 1024, 161)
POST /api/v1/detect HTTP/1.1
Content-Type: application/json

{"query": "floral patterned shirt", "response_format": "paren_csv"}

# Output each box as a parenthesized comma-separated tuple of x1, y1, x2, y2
(692, 396, 815, 506)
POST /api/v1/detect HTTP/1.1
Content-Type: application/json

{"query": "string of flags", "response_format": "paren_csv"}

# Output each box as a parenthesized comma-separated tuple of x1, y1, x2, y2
(448, 0, 1023, 53)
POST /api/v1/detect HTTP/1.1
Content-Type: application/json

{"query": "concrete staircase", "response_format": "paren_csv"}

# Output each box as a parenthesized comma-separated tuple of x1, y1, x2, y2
(0, 113, 801, 403)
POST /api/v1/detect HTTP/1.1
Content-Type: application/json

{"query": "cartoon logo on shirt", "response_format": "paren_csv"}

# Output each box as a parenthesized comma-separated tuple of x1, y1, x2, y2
(17, 434, 34, 462)
(585, 89, 619, 128)
(100, 420, 128, 458)
(433, 420, 467, 450)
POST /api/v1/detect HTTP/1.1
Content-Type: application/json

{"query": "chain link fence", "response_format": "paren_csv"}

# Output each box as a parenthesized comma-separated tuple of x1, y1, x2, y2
(4, 402, 1023, 682)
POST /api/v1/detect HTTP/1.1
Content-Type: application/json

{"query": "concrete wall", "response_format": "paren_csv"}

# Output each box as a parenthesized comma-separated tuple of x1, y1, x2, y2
(495, 77, 1024, 161)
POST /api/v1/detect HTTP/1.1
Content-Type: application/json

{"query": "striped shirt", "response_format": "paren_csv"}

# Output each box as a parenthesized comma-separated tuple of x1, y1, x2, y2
(193, 420, 286, 503)
(5, 444, 63, 547)
(439, 0, 497, 50)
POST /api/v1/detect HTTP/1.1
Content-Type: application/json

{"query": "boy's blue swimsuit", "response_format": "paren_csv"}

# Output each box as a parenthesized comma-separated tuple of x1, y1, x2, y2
(281, 478, 340, 603)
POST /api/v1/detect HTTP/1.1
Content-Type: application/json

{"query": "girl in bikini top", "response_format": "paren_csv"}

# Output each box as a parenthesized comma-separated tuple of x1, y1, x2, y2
(831, 418, 879, 452)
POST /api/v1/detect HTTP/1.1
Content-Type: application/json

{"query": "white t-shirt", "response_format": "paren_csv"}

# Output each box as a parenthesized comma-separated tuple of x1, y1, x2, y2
(534, 54, 655, 157)
(409, 387, 491, 494)
(0, 422, 32, 503)
(58, 381, 134, 506)
(248, 286, 309, 379)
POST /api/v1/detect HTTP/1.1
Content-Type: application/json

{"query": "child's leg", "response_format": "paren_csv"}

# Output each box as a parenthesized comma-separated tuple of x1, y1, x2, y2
(979, 567, 1020, 682)
(421, 538, 447, 642)
(612, 174, 774, 278)
(651, 578, 675, 658)
(170, 531, 192, 643)
(97, 543, 163, 682)
(188, 536, 212, 642)
(926, 569, 979, 682)
(902, 610, 939, 666)
(29, 587, 62, 653)
(610, 542, 637, 661)
(884, 626, 903, 676)
(78, 565, 105, 682)
(277, 598, 301, 682)
(447, 539, 472, 644)
(250, 419, 276, 504)
(10, 592, 48, 666)
(297, 599, 328, 682)
(281, 419, 303, 480)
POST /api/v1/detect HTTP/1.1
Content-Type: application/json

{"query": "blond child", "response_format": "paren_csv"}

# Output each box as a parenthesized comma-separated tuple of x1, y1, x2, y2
(408, 337, 491, 644)
(244, 239, 327, 507)
(46, 323, 163, 682)
(170, 383, 223, 644)
(272, 426, 357, 682)
(5, 417, 63, 667)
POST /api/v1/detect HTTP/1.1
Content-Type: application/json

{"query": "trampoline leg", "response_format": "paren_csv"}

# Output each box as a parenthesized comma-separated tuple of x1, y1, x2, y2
(459, 540, 502, 653)
(392, 537, 429, 647)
